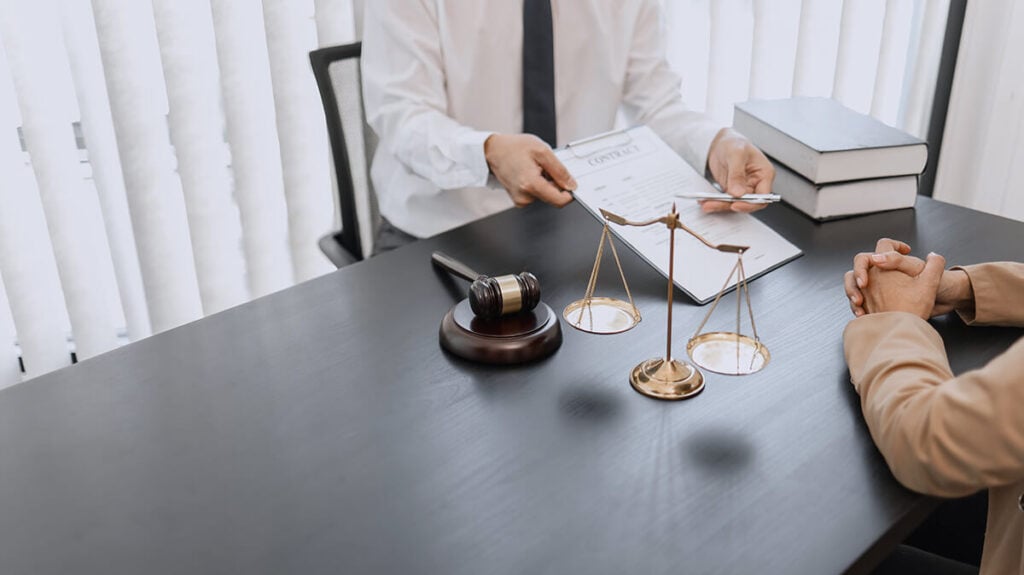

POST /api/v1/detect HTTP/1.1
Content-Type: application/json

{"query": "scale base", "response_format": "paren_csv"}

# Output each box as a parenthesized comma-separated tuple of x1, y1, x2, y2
(629, 357, 705, 400)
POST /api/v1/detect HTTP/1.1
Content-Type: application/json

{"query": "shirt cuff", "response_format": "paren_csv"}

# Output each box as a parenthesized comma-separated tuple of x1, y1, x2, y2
(688, 119, 725, 177)
(454, 129, 494, 188)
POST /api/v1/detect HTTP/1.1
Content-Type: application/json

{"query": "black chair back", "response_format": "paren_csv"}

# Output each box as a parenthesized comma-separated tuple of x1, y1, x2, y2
(310, 42, 379, 265)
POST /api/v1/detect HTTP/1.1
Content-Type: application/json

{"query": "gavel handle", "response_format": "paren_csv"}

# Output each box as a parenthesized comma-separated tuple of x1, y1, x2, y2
(431, 251, 483, 282)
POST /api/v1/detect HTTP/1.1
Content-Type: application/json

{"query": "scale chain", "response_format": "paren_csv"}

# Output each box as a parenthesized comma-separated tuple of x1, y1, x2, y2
(691, 256, 741, 338)
(576, 224, 608, 328)
(606, 227, 637, 316)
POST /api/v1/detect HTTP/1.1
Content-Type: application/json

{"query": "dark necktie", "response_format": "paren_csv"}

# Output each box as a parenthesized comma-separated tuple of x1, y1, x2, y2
(522, 0, 557, 147)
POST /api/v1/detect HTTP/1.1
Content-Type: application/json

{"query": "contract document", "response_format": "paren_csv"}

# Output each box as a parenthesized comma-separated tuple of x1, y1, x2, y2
(556, 125, 802, 304)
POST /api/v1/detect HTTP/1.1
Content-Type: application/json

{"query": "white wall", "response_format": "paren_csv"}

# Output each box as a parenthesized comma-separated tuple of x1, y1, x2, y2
(934, 0, 1024, 222)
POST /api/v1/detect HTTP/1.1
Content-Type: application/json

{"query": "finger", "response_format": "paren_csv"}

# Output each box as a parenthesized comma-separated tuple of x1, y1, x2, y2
(874, 238, 911, 255)
(844, 270, 863, 305)
(847, 297, 865, 317)
(699, 199, 733, 213)
(920, 252, 946, 290)
(534, 149, 577, 191)
(524, 176, 574, 207)
(853, 252, 874, 288)
(752, 159, 775, 197)
(730, 200, 767, 213)
(507, 187, 535, 208)
(723, 153, 754, 198)
(868, 251, 927, 275)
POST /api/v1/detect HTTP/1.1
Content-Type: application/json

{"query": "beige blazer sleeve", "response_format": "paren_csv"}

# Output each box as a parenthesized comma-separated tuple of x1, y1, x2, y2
(955, 262, 1024, 326)
(842, 262, 1024, 498)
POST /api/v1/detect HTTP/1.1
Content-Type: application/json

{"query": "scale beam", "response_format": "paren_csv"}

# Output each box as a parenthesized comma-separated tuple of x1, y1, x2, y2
(598, 208, 749, 253)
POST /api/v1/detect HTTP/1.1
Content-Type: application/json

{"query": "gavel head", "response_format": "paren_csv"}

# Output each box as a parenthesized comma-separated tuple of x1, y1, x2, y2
(468, 272, 541, 319)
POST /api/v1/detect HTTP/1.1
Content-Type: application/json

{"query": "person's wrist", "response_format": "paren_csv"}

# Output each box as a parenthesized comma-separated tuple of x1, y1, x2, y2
(950, 269, 975, 309)
(484, 133, 500, 171)
(936, 269, 972, 312)
(705, 127, 730, 173)
(705, 127, 755, 174)
(709, 126, 736, 145)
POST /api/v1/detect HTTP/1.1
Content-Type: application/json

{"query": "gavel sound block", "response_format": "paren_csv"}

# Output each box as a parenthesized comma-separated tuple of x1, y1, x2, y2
(432, 251, 562, 365)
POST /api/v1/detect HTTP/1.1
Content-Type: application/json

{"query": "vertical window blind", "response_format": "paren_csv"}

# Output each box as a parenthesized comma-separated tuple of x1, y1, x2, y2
(0, 0, 947, 388)
(0, 0, 355, 387)
(665, 0, 948, 134)
(934, 1, 1024, 222)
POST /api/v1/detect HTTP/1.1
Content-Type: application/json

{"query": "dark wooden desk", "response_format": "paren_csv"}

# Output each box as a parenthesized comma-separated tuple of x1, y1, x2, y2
(1, 197, 1021, 574)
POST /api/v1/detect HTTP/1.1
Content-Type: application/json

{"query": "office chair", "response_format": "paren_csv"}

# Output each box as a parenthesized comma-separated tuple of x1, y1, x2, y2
(310, 42, 380, 267)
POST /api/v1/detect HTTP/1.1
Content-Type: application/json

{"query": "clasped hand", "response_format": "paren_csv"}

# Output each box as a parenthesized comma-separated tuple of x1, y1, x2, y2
(844, 238, 973, 320)
(483, 127, 775, 213)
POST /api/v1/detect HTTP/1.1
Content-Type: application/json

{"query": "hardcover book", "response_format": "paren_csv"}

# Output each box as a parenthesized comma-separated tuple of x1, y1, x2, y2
(771, 159, 918, 220)
(734, 97, 927, 184)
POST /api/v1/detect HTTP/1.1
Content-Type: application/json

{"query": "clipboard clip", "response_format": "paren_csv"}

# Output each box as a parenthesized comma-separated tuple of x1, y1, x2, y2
(565, 129, 635, 159)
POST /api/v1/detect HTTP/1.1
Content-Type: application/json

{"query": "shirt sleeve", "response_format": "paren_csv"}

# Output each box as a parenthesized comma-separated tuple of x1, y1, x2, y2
(361, 0, 493, 193)
(953, 262, 1024, 327)
(619, 0, 724, 174)
(843, 311, 1024, 497)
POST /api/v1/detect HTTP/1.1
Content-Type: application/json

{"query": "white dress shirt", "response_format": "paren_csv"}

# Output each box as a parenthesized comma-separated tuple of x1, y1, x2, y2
(362, 0, 724, 238)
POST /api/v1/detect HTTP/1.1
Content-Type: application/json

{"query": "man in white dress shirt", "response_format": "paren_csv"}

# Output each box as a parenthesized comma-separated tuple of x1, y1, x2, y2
(362, 0, 775, 247)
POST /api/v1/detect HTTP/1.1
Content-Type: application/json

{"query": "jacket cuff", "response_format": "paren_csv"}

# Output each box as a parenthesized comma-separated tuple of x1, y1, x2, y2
(950, 265, 979, 324)
(951, 263, 1019, 326)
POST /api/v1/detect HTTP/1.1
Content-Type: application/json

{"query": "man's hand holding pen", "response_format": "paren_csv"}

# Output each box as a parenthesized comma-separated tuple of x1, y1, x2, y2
(702, 127, 776, 213)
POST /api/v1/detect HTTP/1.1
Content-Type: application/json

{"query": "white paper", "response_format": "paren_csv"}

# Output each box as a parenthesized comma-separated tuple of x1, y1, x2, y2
(557, 126, 802, 304)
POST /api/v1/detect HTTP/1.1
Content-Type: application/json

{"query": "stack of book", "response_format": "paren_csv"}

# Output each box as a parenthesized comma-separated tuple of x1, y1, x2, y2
(733, 97, 928, 220)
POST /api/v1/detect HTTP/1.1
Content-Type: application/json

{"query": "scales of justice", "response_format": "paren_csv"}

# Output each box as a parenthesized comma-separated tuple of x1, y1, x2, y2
(562, 204, 770, 400)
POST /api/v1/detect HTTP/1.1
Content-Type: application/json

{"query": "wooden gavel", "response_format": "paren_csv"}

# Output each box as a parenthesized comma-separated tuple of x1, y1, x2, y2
(431, 251, 541, 319)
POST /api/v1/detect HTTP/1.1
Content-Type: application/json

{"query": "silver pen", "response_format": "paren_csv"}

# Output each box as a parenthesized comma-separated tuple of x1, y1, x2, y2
(675, 191, 782, 203)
